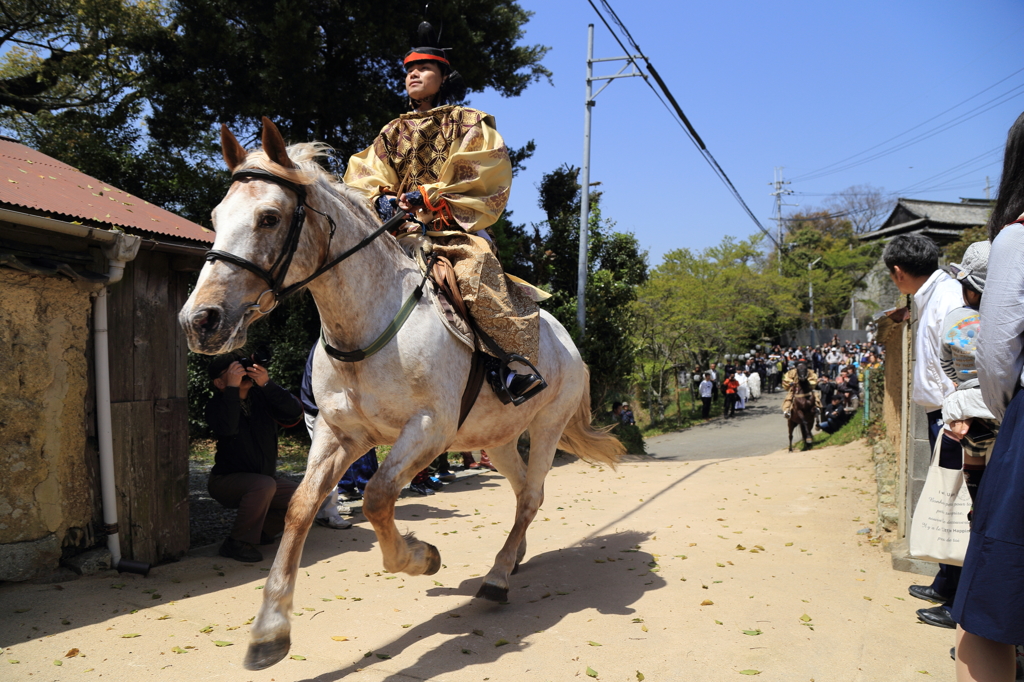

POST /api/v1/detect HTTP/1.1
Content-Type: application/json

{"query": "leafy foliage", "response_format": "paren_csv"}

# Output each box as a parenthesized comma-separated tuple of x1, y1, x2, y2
(532, 165, 648, 408)
(942, 225, 988, 264)
(0, 0, 169, 115)
(633, 235, 799, 420)
(780, 210, 882, 328)
(143, 0, 550, 172)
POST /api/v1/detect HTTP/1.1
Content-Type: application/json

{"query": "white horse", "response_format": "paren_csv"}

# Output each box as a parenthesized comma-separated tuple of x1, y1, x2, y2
(179, 120, 624, 670)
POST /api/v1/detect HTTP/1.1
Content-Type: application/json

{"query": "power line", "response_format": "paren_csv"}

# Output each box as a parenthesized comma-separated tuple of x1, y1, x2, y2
(792, 70, 1024, 182)
(586, 0, 780, 250)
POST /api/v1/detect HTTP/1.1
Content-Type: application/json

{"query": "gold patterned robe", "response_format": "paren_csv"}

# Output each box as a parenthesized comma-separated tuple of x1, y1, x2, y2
(344, 105, 539, 362)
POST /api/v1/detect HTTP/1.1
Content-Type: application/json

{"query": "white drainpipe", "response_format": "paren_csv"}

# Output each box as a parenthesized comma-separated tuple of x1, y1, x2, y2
(92, 234, 148, 574)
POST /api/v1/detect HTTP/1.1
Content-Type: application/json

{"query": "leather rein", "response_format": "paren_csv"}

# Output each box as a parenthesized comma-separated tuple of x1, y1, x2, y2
(205, 168, 422, 362)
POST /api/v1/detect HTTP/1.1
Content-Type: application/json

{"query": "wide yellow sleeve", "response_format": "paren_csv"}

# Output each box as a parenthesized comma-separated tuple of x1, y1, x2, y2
(420, 119, 512, 232)
(343, 142, 400, 209)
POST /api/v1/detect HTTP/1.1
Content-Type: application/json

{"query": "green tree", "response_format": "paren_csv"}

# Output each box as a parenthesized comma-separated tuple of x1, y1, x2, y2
(943, 225, 989, 263)
(534, 165, 648, 409)
(143, 0, 551, 171)
(780, 210, 881, 328)
(0, 0, 169, 115)
(633, 235, 799, 420)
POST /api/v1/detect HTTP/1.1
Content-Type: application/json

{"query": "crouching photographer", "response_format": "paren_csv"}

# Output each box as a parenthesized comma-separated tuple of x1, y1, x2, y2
(205, 349, 303, 562)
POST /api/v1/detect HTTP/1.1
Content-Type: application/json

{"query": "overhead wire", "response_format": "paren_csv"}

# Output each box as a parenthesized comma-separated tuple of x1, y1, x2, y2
(585, 0, 781, 251)
(793, 74, 1024, 182)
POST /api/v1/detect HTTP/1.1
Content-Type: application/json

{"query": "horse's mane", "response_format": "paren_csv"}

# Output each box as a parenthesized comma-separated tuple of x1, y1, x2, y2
(238, 142, 378, 226)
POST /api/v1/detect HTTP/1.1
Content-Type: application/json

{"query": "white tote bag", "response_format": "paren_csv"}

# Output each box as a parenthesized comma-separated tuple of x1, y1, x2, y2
(909, 437, 971, 566)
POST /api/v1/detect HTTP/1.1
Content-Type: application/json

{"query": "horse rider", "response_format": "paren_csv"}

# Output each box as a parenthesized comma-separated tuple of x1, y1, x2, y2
(782, 359, 821, 420)
(343, 29, 543, 403)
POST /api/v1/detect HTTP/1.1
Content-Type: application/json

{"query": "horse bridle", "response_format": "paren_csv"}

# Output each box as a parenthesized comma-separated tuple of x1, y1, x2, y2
(205, 168, 402, 314)
(204, 168, 425, 362)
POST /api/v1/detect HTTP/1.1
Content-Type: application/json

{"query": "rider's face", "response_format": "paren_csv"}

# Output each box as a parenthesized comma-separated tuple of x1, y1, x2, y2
(406, 62, 445, 105)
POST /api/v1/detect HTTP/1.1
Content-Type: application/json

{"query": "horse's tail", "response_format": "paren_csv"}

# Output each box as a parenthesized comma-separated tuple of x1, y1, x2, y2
(557, 366, 626, 469)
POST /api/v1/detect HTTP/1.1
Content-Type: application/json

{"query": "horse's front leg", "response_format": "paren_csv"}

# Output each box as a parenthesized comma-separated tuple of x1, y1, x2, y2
(362, 417, 450, 576)
(245, 422, 363, 671)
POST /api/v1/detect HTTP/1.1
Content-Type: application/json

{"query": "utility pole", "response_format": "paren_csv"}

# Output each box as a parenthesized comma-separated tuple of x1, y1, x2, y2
(985, 176, 991, 201)
(769, 168, 796, 275)
(578, 24, 645, 336)
(809, 257, 822, 347)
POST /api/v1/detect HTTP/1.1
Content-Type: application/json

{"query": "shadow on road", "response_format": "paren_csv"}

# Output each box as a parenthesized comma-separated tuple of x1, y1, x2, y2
(296, 530, 661, 682)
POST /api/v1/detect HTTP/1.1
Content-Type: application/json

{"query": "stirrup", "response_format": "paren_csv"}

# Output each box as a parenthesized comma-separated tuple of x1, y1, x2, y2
(486, 354, 548, 406)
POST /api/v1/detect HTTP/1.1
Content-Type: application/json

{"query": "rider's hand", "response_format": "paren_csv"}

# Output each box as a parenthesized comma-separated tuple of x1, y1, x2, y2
(224, 361, 247, 388)
(246, 364, 270, 388)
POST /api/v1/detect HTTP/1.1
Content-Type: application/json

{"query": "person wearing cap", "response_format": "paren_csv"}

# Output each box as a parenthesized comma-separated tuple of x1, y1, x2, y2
(343, 33, 543, 402)
(939, 240, 998, 489)
(205, 353, 304, 563)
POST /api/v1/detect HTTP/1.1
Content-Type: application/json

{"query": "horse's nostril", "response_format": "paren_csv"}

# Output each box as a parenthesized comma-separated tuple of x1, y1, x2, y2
(193, 308, 221, 333)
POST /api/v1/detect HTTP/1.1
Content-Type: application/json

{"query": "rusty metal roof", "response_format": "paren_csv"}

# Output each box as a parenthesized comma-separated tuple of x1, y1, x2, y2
(0, 139, 213, 244)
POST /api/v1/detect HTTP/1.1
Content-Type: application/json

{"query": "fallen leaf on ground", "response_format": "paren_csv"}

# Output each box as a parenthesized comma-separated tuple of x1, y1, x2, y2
(586, 667, 598, 678)
(121, 633, 141, 638)
(213, 641, 233, 647)
(64, 649, 79, 658)
(588, 641, 602, 646)
(738, 669, 761, 675)
(742, 629, 762, 636)
(171, 647, 187, 654)
(494, 639, 509, 647)
(701, 600, 714, 606)
(290, 655, 306, 660)
(636, 672, 645, 681)
(332, 636, 349, 641)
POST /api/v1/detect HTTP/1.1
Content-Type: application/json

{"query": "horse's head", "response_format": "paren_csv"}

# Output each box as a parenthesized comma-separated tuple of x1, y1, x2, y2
(179, 118, 331, 354)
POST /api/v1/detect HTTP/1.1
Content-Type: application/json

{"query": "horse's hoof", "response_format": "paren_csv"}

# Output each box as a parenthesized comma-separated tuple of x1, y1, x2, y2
(243, 637, 290, 671)
(423, 543, 442, 576)
(475, 581, 509, 602)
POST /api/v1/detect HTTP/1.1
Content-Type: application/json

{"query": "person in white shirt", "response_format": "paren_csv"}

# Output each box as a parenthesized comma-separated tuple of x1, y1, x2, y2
(825, 347, 842, 379)
(735, 370, 749, 410)
(883, 233, 966, 630)
(699, 372, 714, 419)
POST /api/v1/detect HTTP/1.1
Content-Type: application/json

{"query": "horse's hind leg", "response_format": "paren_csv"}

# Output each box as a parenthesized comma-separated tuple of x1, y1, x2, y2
(245, 425, 361, 671)
(788, 422, 794, 452)
(477, 432, 551, 602)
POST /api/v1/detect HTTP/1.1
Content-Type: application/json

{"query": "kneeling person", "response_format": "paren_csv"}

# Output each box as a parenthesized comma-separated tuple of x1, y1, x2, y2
(206, 353, 304, 562)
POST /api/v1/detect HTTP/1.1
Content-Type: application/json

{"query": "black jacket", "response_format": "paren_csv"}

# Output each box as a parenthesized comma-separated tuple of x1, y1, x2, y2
(207, 382, 303, 477)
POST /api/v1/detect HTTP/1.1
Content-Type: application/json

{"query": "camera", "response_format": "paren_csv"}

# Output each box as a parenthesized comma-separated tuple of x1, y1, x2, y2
(238, 345, 273, 369)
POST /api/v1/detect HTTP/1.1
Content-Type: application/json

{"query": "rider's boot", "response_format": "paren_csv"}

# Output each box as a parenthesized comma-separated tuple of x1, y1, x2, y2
(508, 370, 543, 398)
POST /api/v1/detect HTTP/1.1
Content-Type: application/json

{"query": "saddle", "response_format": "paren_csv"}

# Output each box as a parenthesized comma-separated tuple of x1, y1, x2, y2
(429, 255, 547, 426)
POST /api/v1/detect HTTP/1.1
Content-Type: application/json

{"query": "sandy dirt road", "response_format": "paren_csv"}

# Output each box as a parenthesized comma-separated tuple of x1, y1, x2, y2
(0, 409, 953, 681)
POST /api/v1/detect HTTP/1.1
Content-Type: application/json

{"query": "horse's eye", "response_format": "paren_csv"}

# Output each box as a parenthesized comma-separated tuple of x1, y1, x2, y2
(259, 213, 280, 228)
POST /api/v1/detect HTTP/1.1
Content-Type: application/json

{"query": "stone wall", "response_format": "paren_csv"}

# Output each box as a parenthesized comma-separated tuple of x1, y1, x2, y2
(873, 316, 905, 536)
(0, 270, 95, 580)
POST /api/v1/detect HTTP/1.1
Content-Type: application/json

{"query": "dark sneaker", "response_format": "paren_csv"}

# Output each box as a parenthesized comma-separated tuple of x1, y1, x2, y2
(219, 538, 263, 563)
(426, 476, 444, 491)
(438, 472, 457, 483)
(508, 372, 543, 397)
(409, 482, 434, 496)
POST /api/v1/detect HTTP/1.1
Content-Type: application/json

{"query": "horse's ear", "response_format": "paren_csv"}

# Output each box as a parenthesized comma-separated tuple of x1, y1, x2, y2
(220, 124, 248, 171)
(260, 117, 296, 169)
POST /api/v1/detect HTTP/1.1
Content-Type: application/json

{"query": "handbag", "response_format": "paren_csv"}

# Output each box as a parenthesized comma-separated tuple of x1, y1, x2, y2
(909, 436, 971, 566)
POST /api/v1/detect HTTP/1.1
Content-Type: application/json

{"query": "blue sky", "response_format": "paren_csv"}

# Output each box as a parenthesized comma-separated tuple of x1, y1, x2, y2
(469, 0, 1024, 267)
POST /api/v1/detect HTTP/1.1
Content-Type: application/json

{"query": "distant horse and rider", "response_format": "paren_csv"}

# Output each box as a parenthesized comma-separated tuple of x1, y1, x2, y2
(781, 360, 819, 451)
